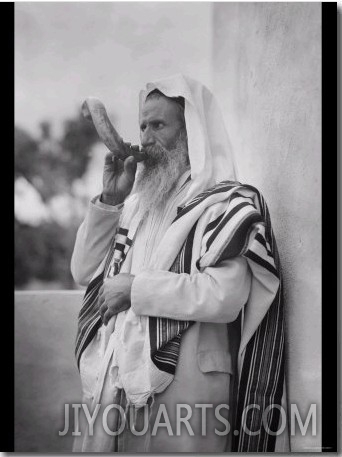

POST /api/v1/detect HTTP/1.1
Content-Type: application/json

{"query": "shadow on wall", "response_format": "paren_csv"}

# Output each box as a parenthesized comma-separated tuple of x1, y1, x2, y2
(15, 291, 83, 452)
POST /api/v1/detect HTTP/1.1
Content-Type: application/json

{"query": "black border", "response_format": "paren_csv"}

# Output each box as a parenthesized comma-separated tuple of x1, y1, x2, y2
(322, 1, 338, 454)
(3, 1, 14, 452)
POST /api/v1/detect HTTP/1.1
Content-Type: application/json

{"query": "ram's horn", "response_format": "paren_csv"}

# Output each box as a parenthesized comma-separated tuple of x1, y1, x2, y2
(81, 97, 146, 162)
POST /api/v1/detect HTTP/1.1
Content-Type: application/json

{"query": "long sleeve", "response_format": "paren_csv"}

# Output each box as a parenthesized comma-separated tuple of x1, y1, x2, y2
(71, 196, 123, 286)
(131, 257, 251, 323)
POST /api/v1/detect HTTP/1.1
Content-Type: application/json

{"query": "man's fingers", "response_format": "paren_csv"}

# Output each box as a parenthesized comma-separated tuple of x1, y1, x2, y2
(104, 152, 125, 170)
(104, 152, 115, 165)
(124, 156, 137, 183)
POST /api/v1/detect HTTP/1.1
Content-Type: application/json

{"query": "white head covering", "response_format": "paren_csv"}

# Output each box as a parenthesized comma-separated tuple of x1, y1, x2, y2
(139, 74, 237, 204)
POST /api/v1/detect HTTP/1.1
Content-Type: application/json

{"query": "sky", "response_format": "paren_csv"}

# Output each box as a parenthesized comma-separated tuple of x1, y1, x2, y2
(15, 2, 213, 144)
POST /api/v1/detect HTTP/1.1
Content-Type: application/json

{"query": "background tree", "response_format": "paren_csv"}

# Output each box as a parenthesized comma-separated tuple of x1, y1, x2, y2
(15, 112, 101, 289)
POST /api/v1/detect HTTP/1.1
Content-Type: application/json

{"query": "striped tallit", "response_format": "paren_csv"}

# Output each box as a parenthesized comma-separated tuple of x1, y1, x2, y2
(75, 227, 134, 367)
(75, 181, 284, 452)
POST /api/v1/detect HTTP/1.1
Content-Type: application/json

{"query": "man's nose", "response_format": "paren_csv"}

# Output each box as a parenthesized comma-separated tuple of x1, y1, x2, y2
(141, 127, 155, 148)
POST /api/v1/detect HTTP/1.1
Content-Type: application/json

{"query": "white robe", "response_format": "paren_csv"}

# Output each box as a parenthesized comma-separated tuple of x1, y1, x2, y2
(71, 172, 252, 452)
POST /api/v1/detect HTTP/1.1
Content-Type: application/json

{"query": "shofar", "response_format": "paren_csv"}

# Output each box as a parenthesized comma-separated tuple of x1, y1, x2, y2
(81, 97, 146, 162)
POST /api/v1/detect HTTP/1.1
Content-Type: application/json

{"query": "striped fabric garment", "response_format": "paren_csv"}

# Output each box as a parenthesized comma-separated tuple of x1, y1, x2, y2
(149, 222, 198, 374)
(75, 227, 134, 367)
(74, 181, 284, 452)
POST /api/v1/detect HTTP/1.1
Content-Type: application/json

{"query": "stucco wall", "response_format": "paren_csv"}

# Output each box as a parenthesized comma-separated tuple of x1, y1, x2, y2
(212, 3, 321, 451)
(15, 291, 83, 452)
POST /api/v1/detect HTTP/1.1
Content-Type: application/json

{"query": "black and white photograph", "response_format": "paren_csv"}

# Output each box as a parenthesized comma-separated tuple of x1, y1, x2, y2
(14, 1, 332, 453)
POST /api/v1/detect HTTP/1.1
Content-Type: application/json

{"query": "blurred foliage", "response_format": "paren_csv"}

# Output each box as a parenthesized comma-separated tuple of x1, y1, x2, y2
(15, 114, 100, 289)
(15, 219, 78, 288)
(15, 115, 98, 201)
(61, 116, 99, 181)
(15, 127, 40, 180)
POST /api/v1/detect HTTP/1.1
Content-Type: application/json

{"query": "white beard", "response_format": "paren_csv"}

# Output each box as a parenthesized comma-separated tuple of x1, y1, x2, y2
(132, 134, 189, 221)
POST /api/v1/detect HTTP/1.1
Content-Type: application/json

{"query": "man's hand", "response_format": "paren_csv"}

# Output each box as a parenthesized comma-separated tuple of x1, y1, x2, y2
(98, 273, 135, 325)
(101, 152, 137, 206)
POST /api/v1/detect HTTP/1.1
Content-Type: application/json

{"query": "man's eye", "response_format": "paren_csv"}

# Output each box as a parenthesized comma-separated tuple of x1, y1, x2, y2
(140, 125, 146, 132)
(154, 122, 164, 130)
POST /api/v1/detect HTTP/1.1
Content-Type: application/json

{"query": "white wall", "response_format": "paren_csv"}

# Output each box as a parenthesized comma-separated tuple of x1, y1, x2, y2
(212, 3, 321, 451)
(15, 291, 83, 452)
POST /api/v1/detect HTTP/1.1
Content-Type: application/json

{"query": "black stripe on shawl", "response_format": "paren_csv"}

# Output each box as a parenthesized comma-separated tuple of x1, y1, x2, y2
(149, 334, 181, 374)
(244, 250, 279, 278)
(172, 182, 238, 223)
(242, 184, 275, 250)
(179, 174, 192, 192)
(78, 286, 101, 321)
(76, 271, 104, 322)
(206, 202, 252, 251)
(232, 281, 284, 451)
(117, 227, 128, 236)
(215, 213, 263, 262)
(85, 270, 104, 295)
(114, 243, 126, 253)
(76, 316, 102, 367)
(255, 232, 273, 257)
(183, 221, 198, 274)
(203, 213, 225, 236)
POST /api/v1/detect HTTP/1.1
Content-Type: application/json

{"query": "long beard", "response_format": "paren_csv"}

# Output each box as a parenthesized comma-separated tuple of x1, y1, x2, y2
(132, 134, 189, 220)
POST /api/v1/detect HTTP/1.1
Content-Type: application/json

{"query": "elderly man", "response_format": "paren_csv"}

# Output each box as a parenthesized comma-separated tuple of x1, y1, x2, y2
(71, 75, 286, 453)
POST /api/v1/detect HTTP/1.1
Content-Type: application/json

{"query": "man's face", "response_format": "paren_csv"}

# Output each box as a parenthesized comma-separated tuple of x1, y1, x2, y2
(139, 96, 185, 152)
(134, 94, 189, 218)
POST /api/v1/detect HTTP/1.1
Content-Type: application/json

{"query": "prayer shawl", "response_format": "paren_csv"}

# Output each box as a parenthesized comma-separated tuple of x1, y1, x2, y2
(75, 181, 285, 452)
